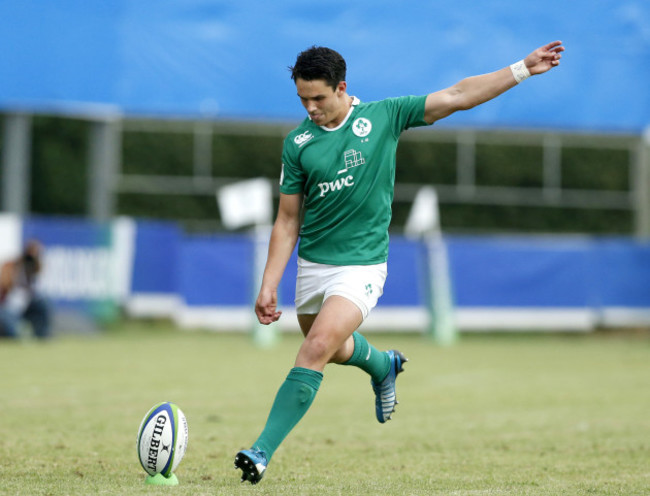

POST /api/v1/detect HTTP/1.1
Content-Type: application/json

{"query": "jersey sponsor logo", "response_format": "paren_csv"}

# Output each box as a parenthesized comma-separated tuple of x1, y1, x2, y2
(317, 175, 355, 197)
(352, 117, 372, 137)
(294, 131, 314, 147)
(317, 149, 366, 198)
(338, 149, 365, 174)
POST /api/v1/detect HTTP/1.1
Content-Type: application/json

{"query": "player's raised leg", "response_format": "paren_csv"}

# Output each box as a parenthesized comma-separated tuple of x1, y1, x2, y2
(300, 312, 408, 423)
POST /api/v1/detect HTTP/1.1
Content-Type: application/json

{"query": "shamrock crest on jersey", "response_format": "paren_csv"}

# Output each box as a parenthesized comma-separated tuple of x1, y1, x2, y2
(352, 117, 372, 137)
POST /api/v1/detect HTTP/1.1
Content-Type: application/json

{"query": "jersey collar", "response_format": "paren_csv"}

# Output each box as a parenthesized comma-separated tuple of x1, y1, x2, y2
(319, 96, 360, 132)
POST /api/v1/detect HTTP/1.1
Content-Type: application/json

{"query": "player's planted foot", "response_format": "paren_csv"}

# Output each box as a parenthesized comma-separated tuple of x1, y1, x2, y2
(234, 449, 268, 484)
(371, 349, 407, 423)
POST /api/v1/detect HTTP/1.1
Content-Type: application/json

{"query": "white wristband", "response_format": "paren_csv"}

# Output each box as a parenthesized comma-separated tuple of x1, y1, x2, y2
(510, 60, 531, 84)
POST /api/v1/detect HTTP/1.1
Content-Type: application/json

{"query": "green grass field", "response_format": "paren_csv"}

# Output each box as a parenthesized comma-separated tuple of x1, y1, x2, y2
(1, 322, 648, 495)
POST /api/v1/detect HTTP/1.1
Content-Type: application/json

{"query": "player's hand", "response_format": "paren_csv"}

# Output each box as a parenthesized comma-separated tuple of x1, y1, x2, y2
(255, 287, 282, 325)
(524, 40, 565, 75)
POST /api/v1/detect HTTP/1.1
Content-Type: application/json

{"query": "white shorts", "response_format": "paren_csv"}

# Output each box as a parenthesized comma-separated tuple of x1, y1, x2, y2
(295, 257, 388, 320)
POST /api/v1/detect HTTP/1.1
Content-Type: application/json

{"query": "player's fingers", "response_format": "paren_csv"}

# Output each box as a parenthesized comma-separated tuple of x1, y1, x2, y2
(262, 309, 276, 319)
(257, 313, 274, 324)
(539, 42, 564, 59)
(545, 40, 563, 50)
(540, 49, 562, 64)
(256, 306, 272, 318)
(256, 314, 267, 324)
(258, 311, 281, 325)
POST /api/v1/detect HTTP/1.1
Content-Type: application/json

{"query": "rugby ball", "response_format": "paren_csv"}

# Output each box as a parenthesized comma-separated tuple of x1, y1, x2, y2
(137, 402, 189, 477)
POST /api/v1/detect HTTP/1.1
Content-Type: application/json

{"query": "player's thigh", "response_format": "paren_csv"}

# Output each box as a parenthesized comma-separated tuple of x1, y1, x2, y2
(297, 313, 317, 337)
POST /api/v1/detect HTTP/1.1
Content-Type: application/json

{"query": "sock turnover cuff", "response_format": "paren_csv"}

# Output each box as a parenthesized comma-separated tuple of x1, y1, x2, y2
(286, 367, 323, 391)
(342, 331, 365, 365)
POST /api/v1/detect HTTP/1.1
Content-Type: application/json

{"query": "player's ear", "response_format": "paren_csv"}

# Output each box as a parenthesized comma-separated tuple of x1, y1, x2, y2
(336, 81, 347, 95)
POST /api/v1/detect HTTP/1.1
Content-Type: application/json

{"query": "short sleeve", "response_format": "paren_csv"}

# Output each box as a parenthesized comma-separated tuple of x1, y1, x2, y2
(279, 136, 305, 194)
(384, 95, 429, 137)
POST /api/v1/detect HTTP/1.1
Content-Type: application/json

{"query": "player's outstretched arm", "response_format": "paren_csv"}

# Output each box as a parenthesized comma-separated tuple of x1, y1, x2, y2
(423, 40, 565, 124)
(255, 192, 302, 325)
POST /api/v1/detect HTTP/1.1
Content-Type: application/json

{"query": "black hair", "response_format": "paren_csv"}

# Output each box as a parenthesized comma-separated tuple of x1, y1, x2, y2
(289, 46, 347, 90)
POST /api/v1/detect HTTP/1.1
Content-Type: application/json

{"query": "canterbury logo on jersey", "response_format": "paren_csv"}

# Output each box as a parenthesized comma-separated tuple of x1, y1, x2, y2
(294, 131, 314, 147)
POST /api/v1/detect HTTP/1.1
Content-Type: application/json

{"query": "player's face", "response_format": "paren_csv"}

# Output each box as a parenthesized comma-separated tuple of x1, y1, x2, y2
(295, 78, 349, 128)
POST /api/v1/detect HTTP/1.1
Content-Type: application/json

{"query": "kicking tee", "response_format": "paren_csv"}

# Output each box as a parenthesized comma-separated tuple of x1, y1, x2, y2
(280, 95, 430, 265)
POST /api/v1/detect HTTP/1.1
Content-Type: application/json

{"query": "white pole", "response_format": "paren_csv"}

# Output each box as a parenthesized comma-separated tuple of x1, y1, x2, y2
(216, 178, 278, 347)
(405, 186, 457, 344)
(425, 231, 457, 345)
(1, 114, 31, 215)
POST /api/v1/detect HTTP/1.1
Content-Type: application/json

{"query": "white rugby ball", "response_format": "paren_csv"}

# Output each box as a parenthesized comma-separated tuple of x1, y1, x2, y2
(137, 402, 189, 477)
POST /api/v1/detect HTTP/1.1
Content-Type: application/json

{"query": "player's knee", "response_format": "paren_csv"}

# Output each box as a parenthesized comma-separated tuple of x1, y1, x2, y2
(300, 333, 336, 364)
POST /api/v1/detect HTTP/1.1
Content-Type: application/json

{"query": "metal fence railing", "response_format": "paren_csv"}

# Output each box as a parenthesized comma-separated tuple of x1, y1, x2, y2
(2, 114, 649, 237)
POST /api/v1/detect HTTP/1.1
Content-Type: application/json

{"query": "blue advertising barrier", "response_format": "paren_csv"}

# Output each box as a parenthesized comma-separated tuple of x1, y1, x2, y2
(22, 216, 115, 316)
(132, 225, 650, 330)
(446, 236, 650, 310)
(179, 235, 253, 306)
(131, 220, 181, 295)
(447, 237, 594, 308)
(3, 216, 649, 331)
(0, 215, 136, 331)
(592, 240, 650, 308)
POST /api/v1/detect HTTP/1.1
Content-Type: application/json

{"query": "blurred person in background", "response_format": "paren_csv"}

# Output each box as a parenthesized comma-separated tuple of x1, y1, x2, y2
(0, 239, 51, 339)
(235, 40, 565, 484)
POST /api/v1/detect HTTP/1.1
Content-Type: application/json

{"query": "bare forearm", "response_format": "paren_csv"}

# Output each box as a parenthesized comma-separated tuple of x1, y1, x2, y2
(424, 67, 516, 123)
(453, 67, 517, 111)
(424, 41, 564, 124)
(260, 219, 299, 290)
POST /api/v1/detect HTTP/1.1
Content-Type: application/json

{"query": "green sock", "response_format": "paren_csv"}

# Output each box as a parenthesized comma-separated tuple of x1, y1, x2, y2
(341, 331, 390, 383)
(252, 367, 322, 461)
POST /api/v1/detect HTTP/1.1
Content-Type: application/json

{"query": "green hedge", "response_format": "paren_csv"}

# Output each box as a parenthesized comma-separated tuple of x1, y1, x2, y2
(30, 116, 88, 215)
(9, 115, 634, 234)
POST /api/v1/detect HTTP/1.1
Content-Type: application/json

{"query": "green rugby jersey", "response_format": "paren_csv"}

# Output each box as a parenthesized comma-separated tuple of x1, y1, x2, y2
(280, 95, 430, 265)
